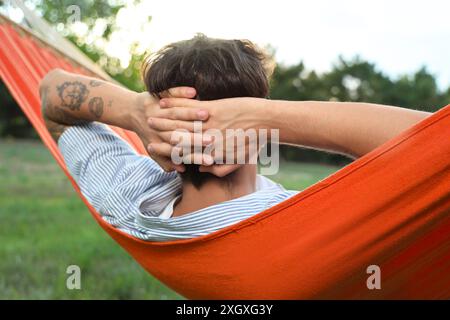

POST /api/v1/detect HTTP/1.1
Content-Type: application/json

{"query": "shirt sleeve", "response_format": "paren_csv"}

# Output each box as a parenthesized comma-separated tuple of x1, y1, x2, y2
(57, 123, 179, 222)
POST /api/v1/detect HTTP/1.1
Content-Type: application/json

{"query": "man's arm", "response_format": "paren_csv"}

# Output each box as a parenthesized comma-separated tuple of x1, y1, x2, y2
(145, 97, 432, 175)
(39, 68, 143, 142)
(39, 69, 204, 171)
(257, 100, 431, 158)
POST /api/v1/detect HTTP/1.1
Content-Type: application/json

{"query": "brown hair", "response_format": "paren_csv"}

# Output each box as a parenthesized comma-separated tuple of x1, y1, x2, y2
(142, 34, 274, 187)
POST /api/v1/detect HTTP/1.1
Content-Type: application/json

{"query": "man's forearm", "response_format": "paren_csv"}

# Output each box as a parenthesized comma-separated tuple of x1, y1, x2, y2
(260, 100, 431, 158)
(39, 69, 142, 133)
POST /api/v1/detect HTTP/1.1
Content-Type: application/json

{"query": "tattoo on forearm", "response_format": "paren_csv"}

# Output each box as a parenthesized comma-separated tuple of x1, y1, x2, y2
(46, 121, 69, 142)
(42, 77, 109, 142)
(41, 84, 87, 142)
(57, 81, 89, 111)
(89, 79, 103, 87)
(41, 98, 68, 142)
(49, 103, 86, 125)
(88, 97, 104, 119)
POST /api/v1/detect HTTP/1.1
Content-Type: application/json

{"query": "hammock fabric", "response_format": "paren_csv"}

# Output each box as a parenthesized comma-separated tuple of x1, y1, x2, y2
(1, 18, 450, 300)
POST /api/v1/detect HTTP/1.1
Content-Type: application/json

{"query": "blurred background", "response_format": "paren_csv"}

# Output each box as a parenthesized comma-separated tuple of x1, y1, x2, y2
(0, 0, 449, 299)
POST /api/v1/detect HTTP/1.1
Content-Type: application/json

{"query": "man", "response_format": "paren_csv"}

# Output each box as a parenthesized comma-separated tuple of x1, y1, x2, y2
(40, 34, 430, 241)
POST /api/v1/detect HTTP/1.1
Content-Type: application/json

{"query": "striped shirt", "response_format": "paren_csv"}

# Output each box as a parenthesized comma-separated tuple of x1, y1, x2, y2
(59, 123, 298, 241)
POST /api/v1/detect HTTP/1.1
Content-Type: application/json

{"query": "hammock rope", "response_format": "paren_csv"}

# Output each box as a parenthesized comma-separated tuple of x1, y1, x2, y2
(1, 13, 449, 299)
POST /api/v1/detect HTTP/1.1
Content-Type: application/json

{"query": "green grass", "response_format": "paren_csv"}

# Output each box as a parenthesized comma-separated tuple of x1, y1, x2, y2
(0, 140, 340, 299)
(269, 161, 340, 190)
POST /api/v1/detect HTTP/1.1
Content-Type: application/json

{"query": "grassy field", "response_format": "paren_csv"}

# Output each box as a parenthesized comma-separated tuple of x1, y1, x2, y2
(0, 140, 340, 299)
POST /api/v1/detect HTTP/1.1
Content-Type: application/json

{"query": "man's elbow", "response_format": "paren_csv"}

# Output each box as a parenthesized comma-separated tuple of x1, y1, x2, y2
(39, 68, 64, 98)
(39, 68, 67, 117)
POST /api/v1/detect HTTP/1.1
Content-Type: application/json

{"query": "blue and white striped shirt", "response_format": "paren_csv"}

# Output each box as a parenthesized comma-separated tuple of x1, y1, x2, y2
(59, 123, 298, 241)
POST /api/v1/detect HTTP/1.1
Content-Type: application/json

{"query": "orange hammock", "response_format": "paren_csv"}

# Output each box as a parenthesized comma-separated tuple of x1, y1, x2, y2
(1, 17, 450, 300)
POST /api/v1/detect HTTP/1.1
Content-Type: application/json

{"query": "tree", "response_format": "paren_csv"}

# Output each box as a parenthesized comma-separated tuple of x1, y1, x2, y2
(269, 56, 449, 164)
(0, 0, 145, 138)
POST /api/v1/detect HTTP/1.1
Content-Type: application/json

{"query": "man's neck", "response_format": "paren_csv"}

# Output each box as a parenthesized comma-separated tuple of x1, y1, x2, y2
(172, 165, 258, 217)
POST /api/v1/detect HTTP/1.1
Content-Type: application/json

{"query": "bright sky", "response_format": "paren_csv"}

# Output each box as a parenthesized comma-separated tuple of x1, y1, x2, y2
(7, 0, 450, 89)
(113, 0, 450, 89)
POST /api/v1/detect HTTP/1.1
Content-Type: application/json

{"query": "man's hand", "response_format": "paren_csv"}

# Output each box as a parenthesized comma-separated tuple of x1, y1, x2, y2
(132, 88, 213, 172)
(146, 97, 269, 176)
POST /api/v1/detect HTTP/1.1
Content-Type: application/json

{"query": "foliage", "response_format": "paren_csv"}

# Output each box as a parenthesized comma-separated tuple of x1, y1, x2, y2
(269, 57, 449, 164)
(0, 81, 37, 138)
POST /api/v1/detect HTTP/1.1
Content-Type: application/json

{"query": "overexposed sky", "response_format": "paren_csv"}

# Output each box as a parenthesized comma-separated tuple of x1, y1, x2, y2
(120, 0, 450, 89)
(7, 0, 449, 88)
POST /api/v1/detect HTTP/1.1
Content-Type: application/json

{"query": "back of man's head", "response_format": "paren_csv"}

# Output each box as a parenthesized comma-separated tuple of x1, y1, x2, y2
(143, 34, 273, 188)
